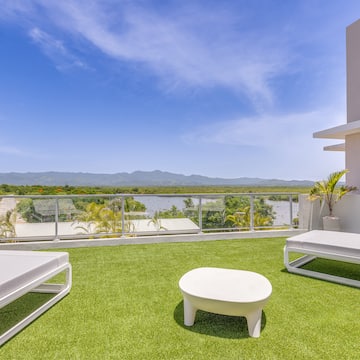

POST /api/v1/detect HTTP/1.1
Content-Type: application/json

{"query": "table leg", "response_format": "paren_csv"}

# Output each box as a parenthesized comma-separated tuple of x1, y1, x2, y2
(245, 309, 262, 338)
(183, 298, 197, 326)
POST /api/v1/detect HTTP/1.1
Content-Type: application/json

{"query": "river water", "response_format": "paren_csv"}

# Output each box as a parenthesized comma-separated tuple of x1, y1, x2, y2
(134, 196, 299, 225)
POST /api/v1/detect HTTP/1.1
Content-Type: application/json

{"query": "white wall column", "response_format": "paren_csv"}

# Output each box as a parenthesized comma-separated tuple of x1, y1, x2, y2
(345, 134, 360, 188)
(313, 19, 360, 188)
(345, 20, 360, 188)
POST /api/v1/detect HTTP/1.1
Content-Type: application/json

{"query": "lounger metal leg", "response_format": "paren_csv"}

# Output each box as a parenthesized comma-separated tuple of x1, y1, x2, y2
(0, 264, 72, 346)
(284, 246, 360, 288)
(32, 266, 72, 294)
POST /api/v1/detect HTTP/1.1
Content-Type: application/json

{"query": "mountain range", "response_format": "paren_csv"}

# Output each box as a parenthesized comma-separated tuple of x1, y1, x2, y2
(0, 171, 314, 187)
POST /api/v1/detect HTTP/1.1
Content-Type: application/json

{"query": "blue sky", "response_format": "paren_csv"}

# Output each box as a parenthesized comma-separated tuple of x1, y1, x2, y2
(1, 0, 359, 181)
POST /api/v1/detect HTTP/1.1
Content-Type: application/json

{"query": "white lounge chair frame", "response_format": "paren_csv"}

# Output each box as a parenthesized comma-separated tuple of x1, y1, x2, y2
(0, 251, 72, 346)
(284, 230, 360, 288)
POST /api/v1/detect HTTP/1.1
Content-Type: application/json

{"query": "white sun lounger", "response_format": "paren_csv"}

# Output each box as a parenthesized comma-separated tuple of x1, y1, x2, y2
(0, 250, 72, 346)
(284, 230, 360, 288)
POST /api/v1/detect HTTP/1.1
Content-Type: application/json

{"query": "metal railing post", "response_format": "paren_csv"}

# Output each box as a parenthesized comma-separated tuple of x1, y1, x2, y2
(121, 195, 125, 237)
(250, 194, 255, 231)
(198, 196, 203, 232)
(289, 195, 293, 229)
(54, 198, 60, 241)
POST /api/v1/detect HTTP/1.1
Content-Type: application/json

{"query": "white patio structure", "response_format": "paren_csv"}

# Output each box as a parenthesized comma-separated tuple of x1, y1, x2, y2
(314, 19, 360, 189)
(306, 19, 360, 233)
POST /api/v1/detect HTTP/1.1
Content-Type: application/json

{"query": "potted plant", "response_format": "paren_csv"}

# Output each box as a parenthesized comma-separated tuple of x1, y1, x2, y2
(309, 169, 357, 230)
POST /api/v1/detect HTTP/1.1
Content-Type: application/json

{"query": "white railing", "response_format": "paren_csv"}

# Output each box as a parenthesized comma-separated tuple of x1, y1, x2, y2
(0, 193, 300, 242)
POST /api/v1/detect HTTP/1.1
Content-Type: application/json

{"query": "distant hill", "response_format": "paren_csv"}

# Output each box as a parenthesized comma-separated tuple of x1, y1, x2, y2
(0, 170, 314, 187)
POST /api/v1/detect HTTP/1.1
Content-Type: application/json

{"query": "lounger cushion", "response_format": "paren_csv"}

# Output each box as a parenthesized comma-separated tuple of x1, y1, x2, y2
(286, 230, 360, 258)
(0, 251, 69, 300)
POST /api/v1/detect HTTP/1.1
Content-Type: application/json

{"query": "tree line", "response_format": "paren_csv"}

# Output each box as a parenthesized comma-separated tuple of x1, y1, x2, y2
(0, 183, 310, 195)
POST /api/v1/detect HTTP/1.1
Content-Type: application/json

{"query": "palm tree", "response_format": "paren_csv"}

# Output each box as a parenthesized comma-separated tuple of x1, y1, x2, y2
(0, 210, 17, 239)
(73, 202, 123, 235)
(309, 169, 357, 216)
(226, 211, 246, 230)
(148, 211, 167, 231)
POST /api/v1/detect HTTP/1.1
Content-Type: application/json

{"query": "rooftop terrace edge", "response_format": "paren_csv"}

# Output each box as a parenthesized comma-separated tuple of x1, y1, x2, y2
(0, 229, 306, 250)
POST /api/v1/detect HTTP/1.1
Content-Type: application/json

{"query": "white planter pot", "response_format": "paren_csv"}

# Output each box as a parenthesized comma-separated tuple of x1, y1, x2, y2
(322, 216, 341, 231)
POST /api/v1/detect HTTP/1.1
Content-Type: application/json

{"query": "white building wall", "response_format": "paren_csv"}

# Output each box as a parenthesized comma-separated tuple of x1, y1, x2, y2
(345, 133, 360, 188)
(346, 19, 360, 123)
(299, 193, 360, 233)
(346, 20, 360, 188)
(313, 19, 360, 188)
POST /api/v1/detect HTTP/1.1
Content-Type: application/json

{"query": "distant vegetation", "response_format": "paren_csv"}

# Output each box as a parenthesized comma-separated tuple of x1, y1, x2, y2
(0, 184, 312, 196)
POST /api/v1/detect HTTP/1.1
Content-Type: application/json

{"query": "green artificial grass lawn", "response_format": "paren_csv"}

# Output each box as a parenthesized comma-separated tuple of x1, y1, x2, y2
(1, 237, 359, 359)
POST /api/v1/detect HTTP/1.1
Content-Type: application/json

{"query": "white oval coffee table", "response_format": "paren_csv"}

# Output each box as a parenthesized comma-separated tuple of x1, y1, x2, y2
(179, 267, 272, 338)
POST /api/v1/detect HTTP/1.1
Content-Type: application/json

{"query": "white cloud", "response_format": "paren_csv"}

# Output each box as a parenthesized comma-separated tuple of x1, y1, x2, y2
(0, 0, 34, 20)
(182, 109, 344, 146)
(0, 0, 291, 106)
(180, 107, 347, 180)
(0, 132, 51, 159)
(0, 145, 25, 156)
(28, 27, 90, 71)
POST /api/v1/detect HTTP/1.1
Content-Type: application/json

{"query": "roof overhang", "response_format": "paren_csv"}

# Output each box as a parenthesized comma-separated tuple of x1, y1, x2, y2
(313, 119, 360, 139)
(323, 143, 345, 151)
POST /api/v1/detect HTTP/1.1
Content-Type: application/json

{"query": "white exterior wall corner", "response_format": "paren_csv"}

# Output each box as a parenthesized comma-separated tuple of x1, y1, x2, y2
(304, 20, 360, 232)
(298, 194, 322, 231)
(346, 20, 360, 189)
(345, 133, 360, 188)
(330, 193, 360, 233)
(299, 193, 360, 233)
(346, 19, 360, 123)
